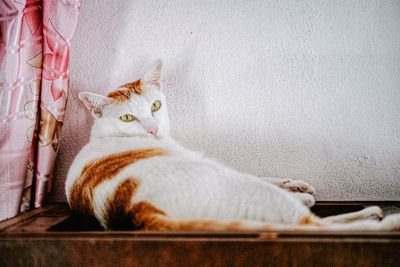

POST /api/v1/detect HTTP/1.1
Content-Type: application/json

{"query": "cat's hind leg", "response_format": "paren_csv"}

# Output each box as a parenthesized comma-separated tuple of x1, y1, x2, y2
(131, 207, 400, 232)
(291, 192, 315, 207)
(321, 206, 383, 223)
(125, 200, 400, 232)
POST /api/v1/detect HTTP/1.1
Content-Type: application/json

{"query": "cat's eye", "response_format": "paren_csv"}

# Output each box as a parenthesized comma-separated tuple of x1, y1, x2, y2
(151, 100, 161, 112)
(119, 114, 135, 122)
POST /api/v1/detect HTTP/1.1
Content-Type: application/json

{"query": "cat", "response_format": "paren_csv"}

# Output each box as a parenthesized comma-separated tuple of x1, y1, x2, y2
(66, 59, 400, 231)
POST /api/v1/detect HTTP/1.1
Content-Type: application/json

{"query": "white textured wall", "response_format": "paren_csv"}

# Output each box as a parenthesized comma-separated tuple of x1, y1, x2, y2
(50, 0, 400, 201)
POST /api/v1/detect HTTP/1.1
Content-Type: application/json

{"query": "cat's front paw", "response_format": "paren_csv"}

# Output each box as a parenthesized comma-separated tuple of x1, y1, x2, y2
(281, 179, 316, 195)
(361, 206, 384, 221)
(293, 192, 316, 207)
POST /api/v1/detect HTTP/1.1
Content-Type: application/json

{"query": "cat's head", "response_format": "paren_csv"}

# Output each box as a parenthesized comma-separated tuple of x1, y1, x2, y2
(79, 59, 170, 139)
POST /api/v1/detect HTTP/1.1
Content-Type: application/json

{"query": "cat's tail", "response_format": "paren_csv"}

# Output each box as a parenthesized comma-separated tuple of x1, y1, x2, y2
(130, 207, 400, 232)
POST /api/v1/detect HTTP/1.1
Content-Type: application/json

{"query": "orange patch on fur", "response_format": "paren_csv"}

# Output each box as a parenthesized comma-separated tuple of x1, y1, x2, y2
(107, 89, 132, 102)
(154, 219, 243, 232)
(68, 148, 164, 217)
(129, 201, 167, 230)
(105, 178, 139, 229)
(299, 214, 324, 226)
(126, 201, 243, 231)
(107, 80, 143, 102)
(122, 80, 142, 94)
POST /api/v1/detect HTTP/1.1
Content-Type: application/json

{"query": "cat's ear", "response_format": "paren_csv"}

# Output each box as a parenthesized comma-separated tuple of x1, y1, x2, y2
(141, 59, 162, 89)
(78, 92, 112, 118)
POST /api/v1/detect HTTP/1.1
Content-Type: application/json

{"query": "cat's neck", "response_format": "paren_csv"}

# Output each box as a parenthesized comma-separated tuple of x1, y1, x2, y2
(89, 128, 198, 159)
(90, 130, 153, 140)
(87, 129, 190, 156)
(90, 131, 168, 143)
(89, 122, 163, 140)
(90, 133, 155, 141)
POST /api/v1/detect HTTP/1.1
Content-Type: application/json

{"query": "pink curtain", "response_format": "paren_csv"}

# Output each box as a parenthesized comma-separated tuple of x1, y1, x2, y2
(0, 0, 81, 221)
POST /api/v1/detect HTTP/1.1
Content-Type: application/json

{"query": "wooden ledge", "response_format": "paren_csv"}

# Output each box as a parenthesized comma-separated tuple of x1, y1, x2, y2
(1, 202, 400, 267)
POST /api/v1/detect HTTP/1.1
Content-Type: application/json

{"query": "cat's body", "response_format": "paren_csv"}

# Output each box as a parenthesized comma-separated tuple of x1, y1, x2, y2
(66, 60, 400, 231)
(66, 135, 310, 228)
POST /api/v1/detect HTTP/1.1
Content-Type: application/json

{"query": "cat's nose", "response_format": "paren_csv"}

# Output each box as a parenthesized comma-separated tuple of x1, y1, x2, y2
(147, 127, 158, 136)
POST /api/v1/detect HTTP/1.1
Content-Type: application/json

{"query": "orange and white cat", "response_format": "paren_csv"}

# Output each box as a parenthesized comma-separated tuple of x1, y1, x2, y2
(66, 60, 400, 231)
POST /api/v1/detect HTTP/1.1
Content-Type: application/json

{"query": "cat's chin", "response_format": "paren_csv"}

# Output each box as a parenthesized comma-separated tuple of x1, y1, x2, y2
(154, 133, 164, 140)
(100, 133, 161, 139)
(132, 133, 163, 139)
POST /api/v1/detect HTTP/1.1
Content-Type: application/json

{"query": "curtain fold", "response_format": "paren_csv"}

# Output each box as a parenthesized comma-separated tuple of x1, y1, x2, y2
(0, 0, 81, 221)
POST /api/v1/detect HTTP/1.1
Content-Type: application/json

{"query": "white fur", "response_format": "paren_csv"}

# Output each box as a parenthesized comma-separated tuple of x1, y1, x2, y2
(66, 60, 400, 231)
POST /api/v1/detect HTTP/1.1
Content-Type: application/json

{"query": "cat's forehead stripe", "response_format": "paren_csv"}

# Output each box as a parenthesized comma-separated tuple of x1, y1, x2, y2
(123, 80, 142, 94)
(107, 80, 142, 102)
(107, 89, 132, 102)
